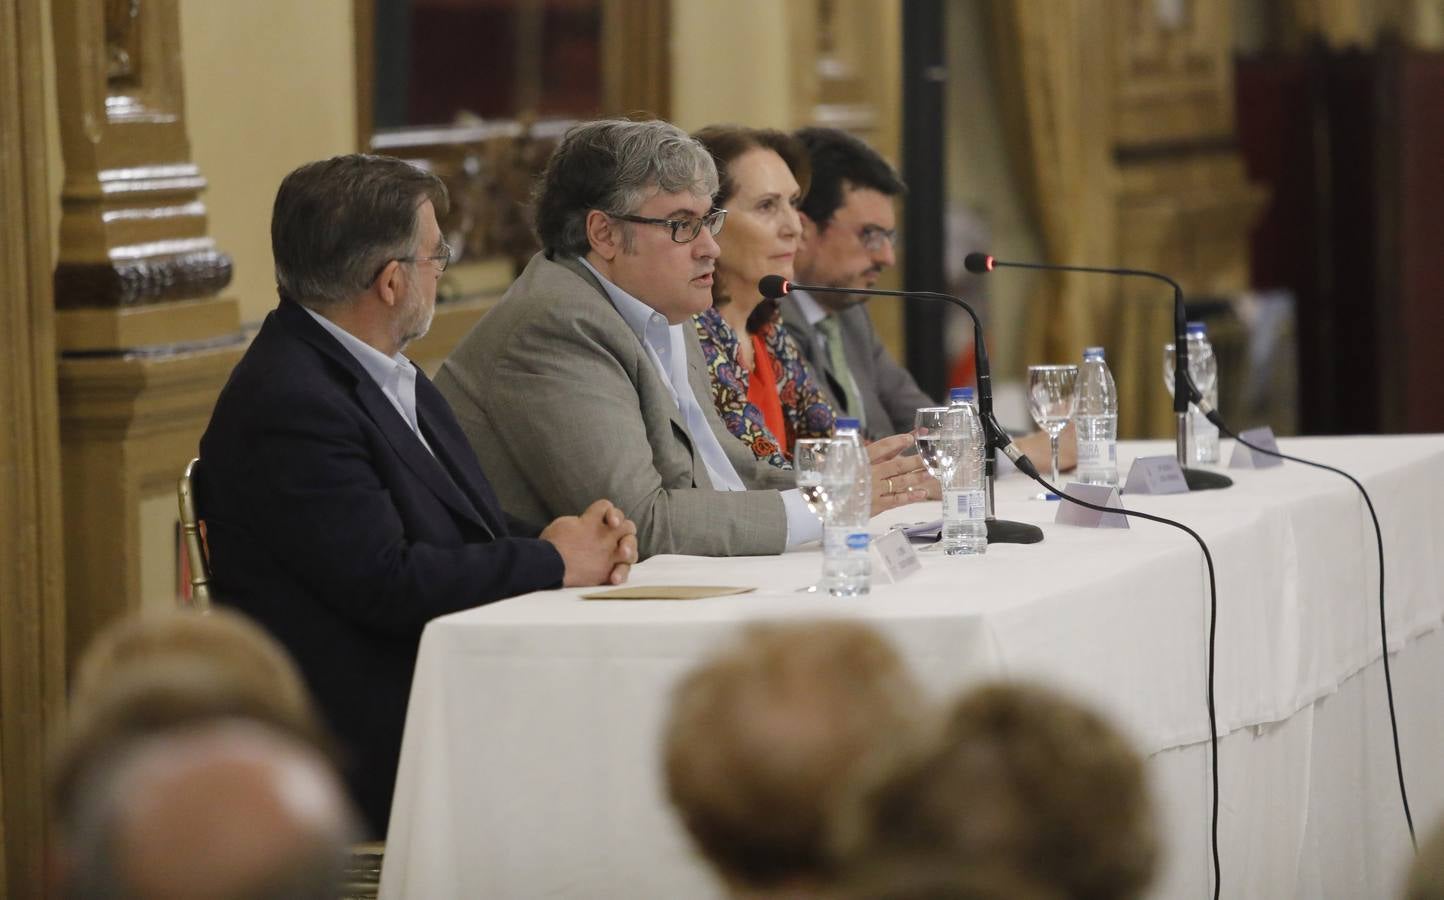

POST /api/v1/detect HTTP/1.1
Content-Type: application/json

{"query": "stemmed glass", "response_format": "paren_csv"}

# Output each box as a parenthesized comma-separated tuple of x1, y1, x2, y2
(1161, 341, 1216, 401)
(1027, 364, 1079, 499)
(797, 439, 843, 520)
(794, 438, 844, 592)
(913, 407, 965, 551)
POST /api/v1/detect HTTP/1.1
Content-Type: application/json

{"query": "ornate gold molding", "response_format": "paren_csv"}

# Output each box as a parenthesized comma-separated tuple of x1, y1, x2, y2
(49, 0, 246, 672)
(51, 0, 234, 314)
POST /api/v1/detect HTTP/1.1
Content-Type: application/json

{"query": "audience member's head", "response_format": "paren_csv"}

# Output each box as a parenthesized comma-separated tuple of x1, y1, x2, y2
(61, 719, 356, 900)
(692, 124, 810, 332)
(270, 153, 449, 352)
(534, 118, 721, 323)
(792, 126, 906, 295)
(834, 681, 1158, 900)
(69, 607, 314, 721)
(835, 857, 1065, 900)
(1406, 815, 1444, 900)
(53, 610, 334, 870)
(663, 619, 923, 896)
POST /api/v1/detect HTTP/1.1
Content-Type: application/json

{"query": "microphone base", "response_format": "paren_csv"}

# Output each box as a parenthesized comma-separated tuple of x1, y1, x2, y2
(1183, 467, 1233, 491)
(987, 518, 1044, 545)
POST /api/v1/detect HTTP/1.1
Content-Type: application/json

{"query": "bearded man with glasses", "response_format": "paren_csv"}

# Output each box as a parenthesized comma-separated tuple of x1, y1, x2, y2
(437, 119, 930, 559)
(198, 154, 638, 836)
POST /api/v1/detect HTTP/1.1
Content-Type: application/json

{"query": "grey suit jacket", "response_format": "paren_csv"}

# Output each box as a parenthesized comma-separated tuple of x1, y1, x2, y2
(435, 253, 793, 559)
(779, 294, 935, 441)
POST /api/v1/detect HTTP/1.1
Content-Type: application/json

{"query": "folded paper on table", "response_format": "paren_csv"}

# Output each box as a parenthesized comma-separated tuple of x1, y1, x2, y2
(579, 585, 756, 601)
(894, 519, 943, 543)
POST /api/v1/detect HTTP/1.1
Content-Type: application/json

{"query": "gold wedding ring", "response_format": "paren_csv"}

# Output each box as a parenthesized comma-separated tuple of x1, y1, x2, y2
(886, 477, 895, 494)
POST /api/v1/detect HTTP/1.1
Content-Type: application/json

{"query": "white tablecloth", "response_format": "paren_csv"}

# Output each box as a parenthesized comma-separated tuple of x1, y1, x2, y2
(381, 436, 1444, 898)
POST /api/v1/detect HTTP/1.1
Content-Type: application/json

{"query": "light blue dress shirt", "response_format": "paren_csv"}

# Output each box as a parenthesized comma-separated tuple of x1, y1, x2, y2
(579, 259, 821, 547)
(302, 304, 435, 457)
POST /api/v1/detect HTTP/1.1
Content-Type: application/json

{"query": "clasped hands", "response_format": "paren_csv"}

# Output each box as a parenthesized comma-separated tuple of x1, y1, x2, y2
(541, 499, 638, 587)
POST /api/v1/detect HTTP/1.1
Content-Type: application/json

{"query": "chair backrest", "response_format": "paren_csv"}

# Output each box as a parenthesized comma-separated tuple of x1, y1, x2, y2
(177, 457, 213, 611)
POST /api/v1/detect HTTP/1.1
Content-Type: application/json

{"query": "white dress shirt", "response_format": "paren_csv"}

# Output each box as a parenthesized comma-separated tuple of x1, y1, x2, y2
(302, 304, 435, 457)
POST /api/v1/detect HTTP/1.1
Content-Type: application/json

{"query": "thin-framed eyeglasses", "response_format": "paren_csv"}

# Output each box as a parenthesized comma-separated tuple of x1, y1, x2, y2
(857, 225, 898, 253)
(606, 208, 727, 244)
(396, 239, 453, 274)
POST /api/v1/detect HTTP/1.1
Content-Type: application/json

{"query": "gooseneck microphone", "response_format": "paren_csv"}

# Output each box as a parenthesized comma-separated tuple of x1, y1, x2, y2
(760, 275, 1044, 545)
(964, 252, 1232, 491)
(968, 253, 1416, 868)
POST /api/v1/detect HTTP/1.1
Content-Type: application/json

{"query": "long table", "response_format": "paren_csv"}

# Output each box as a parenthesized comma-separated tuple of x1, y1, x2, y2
(381, 436, 1444, 898)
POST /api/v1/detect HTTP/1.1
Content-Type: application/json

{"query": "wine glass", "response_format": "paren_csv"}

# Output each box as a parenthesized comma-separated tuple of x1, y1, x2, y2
(1027, 364, 1079, 498)
(793, 438, 849, 592)
(1162, 341, 1216, 399)
(794, 439, 836, 520)
(913, 407, 965, 550)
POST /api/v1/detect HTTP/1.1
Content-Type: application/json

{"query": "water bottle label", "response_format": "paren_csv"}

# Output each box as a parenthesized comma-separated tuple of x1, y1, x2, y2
(943, 489, 986, 521)
(1077, 439, 1115, 468)
(824, 528, 870, 553)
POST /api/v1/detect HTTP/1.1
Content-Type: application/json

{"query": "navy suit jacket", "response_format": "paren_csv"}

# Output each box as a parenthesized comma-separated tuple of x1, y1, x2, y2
(199, 299, 564, 836)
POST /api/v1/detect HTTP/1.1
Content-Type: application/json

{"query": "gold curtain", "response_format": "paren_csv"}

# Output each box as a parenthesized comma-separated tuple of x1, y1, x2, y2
(988, 1, 1161, 436)
(602, 0, 670, 119)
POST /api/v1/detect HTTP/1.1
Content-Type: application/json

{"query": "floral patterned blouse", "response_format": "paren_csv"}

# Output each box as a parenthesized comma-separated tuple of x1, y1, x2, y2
(693, 306, 835, 468)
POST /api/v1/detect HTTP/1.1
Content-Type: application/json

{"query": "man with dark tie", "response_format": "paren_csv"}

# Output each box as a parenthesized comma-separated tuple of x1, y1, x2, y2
(198, 154, 637, 835)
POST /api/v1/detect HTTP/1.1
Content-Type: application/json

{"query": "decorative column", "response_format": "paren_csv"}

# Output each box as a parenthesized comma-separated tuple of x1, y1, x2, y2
(1, 0, 68, 892)
(51, 0, 245, 665)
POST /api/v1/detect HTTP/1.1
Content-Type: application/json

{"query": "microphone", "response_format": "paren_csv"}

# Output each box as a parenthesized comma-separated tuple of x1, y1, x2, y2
(762, 275, 1044, 545)
(965, 253, 1232, 491)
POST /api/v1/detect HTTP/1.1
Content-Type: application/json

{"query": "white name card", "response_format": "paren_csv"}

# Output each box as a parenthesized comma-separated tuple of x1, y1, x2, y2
(1123, 456, 1190, 495)
(871, 528, 923, 584)
(1229, 426, 1284, 469)
(1055, 483, 1130, 529)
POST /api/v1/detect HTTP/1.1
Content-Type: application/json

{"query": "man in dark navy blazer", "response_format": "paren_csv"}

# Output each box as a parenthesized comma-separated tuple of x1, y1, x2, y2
(199, 154, 637, 836)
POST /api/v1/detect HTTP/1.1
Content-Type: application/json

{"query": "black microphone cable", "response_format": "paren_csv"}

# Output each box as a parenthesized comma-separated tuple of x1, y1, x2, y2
(999, 445, 1225, 900)
(1201, 412, 1416, 849)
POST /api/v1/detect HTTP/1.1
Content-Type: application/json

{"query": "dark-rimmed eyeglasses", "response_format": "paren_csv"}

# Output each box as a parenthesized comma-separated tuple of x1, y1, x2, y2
(396, 239, 453, 274)
(607, 208, 727, 244)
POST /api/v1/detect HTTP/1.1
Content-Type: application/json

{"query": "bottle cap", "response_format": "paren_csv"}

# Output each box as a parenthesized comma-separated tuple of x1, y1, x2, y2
(1083, 346, 1105, 360)
(1186, 321, 1207, 336)
(948, 387, 975, 403)
(835, 418, 861, 431)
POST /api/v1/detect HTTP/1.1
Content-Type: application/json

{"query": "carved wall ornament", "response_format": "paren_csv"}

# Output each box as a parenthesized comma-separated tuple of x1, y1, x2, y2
(105, 0, 141, 85)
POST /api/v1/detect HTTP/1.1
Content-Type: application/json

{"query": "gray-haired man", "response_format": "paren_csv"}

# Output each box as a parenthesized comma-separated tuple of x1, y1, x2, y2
(437, 119, 929, 559)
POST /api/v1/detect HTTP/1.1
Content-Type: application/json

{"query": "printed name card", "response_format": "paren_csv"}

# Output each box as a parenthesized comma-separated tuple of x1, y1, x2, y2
(1055, 483, 1130, 529)
(1122, 456, 1190, 495)
(899, 519, 943, 544)
(1229, 426, 1284, 469)
(871, 528, 923, 584)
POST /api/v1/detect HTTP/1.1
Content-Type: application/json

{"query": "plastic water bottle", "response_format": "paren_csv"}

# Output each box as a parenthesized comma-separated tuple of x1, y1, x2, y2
(824, 418, 871, 596)
(940, 401, 987, 555)
(1186, 323, 1220, 464)
(1073, 347, 1119, 487)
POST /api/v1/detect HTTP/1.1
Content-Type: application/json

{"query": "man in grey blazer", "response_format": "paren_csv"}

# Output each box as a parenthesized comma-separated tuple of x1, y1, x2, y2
(782, 128, 1071, 466)
(436, 120, 930, 560)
